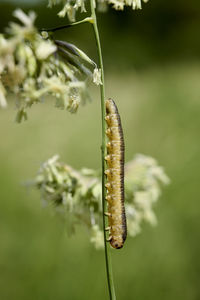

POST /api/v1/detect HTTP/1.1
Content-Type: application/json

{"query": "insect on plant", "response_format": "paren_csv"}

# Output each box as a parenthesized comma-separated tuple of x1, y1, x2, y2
(0, 0, 170, 299)
(105, 98, 127, 249)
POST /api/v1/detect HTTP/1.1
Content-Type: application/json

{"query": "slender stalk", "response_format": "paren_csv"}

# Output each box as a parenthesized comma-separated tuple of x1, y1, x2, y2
(40, 17, 93, 33)
(89, 1, 116, 299)
(42, 5, 116, 298)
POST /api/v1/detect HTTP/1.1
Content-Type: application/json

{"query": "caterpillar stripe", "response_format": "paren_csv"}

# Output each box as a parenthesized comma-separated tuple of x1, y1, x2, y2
(105, 98, 127, 249)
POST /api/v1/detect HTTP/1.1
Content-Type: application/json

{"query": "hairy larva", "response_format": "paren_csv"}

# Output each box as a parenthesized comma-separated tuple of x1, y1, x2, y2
(105, 98, 127, 249)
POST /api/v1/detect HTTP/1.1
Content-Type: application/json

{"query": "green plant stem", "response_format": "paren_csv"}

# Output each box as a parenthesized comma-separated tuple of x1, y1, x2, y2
(89, 1, 116, 299)
(40, 17, 93, 33)
(44, 5, 117, 298)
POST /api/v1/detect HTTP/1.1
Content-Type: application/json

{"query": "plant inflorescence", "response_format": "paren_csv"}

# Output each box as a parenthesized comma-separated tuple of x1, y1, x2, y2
(34, 154, 169, 249)
(0, 1, 170, 299)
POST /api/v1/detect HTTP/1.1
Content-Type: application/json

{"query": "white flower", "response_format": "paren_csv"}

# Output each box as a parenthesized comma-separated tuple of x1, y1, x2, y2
(125, 154, 170, 239)
(108, 0, 124, 10)
(43, 76, 69, 95)
(127, 219, 141, 236)
(131, 0, 142, 9)
(49, 0, 149, 14)
(135, 153, 157, 167)
(24, 45, 37, 76)
(93, 67, 102, 85)
(149, 184, 161, 202)
(0, 35, 15, 73)
(13, 9, 36, 27)
(58, 3, 76, 22)
(58, 3, 70, 18)
(151, 166, 170, 185)
(0, 81, 7, 108)
(108, 0, 148, 10)
(90, 225, 104, 249)
(143, 210, 157, 226)
(74, 0, 87, 12)
(36, 40, 57, 60)
(34, 152, 169, 249)
(48, 0, 59, 8)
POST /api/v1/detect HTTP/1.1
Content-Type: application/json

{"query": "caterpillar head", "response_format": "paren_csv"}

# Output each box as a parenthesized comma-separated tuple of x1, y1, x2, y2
(110, 237, 124, 249)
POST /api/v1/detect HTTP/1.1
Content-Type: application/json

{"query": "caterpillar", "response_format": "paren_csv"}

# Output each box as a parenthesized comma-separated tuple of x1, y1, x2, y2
(105, 98, 127, 249)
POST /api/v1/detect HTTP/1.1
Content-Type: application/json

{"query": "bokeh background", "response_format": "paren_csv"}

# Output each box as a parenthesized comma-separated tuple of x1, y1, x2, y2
(0, 0, 200, 299)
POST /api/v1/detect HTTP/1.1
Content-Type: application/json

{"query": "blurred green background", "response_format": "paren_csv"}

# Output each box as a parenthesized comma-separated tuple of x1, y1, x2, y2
(0, 0, 200, 299)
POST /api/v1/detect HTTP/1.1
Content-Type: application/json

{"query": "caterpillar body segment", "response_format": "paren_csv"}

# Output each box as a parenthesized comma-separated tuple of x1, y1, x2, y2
(106, 127, 123, 140)
(107, 141, 122, 153)
(105, 98, 127, 249)
(105, 154, 122, 169)
(105, 114, 120, 127)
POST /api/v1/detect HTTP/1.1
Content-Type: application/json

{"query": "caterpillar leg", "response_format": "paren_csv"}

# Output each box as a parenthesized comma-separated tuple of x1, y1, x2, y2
(105, 115, 110, 123)
(105, 155, 111, 162)
(105, 195, 111, 202)
(104, 212, 111, 217)
(106, 128, 112, 137)
(105, 182, 111, 189)
(106, 236, 112, 242)
(105, 226, 111, 231)
(104, 169, 111, 176)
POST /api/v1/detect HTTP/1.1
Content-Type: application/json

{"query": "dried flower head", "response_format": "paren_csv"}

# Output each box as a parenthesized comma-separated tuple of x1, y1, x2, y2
(93, 68, 102, 85)
(48, 0, 149, 20)
(125, 154, 170, 236)
(34, 154, 169, 249)
(0, 10, 97, 121)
